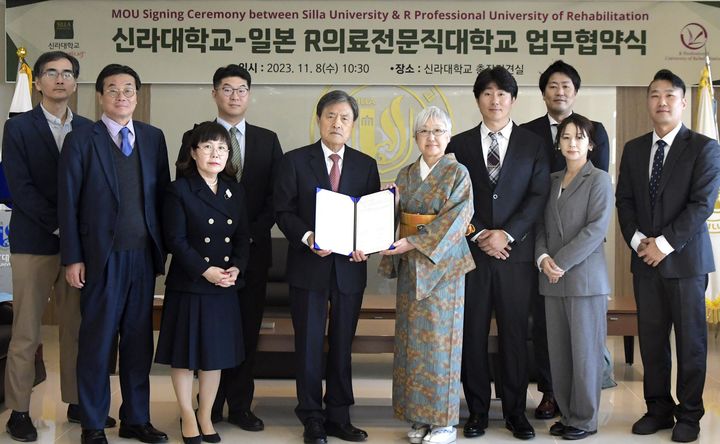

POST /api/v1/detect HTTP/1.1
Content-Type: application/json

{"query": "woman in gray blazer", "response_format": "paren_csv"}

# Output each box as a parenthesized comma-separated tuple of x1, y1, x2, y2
(535, 114, 613, 440)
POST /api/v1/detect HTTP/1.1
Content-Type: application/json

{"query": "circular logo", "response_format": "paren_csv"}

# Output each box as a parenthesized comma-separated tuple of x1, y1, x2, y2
(310, 86, 454, 182)
(680, 23, 708, 50)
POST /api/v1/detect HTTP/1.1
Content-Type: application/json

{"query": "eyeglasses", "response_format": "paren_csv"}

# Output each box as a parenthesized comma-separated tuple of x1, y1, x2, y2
(197, 144, 229, 155)
(41, 69, 75, 80)
(416, 128, 448, 138)
(105, 88, 136, 98)
(218, 86, 249, 97)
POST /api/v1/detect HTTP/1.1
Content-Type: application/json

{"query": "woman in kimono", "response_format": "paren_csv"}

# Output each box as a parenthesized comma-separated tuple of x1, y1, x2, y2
(379, 106, 475, 444)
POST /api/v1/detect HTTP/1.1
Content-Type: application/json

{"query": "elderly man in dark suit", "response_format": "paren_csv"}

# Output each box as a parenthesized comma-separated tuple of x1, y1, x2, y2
(275, 90, 380, 444)
(520, 60, 611, 420)
(616, 69, 720, 443)
(2, 51, 116, 442)
(58, 64, 170, 444)
(176, 64, 283, 432)
(447, 66, 550, 440)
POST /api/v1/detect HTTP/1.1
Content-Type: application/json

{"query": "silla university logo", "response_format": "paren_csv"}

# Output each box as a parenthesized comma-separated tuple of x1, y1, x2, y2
(680, 23, 708, 50)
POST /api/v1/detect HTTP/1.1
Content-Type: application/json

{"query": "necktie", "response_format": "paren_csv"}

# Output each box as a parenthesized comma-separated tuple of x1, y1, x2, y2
(487, 132, 501, 186)
(120, 127, 132, 157)
(329, 153, 341, 192)
(649, 140, 666, 210)
(229, 127, 243, 180)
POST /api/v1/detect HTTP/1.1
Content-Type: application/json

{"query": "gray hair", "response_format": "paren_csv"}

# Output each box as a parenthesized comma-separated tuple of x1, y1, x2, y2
(316, 90, 359, 121)
(413, 106, 452, 135)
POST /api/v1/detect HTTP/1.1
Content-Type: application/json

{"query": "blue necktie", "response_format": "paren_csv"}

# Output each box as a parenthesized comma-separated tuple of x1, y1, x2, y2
(120, 127, 132, 157)
(649, 140, 666, 210)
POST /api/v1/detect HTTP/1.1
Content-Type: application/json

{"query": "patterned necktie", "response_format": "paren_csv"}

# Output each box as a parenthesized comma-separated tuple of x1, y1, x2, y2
(487, 132, 501, 186)
(649, 140, 666, 210)
(119, 127, 132, 157)
(229, 127, 243, 180)
(329, 153, 341, 192)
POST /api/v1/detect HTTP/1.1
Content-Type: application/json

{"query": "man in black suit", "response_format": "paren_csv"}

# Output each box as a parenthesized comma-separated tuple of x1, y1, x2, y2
(520, 60, 611, 420)
(176, 64, 283, 432)
(447, 66, 550, 440)
(2, 51, 115, 442)
(275, 90, 380, 444)
(616, 69, 720, 443)
(58, 64, 170, 444)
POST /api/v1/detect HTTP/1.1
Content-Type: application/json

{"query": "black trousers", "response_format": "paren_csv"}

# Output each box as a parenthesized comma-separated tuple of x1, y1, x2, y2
(633, 272, 707, 424)
(461, 259, 534, 418)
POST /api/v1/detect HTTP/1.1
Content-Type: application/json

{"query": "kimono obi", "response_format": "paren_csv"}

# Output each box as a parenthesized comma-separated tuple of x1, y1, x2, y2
(399, 211, 476, 239)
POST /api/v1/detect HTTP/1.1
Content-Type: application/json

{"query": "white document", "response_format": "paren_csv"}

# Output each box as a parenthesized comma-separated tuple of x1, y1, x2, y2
(314, 188, 395, 256)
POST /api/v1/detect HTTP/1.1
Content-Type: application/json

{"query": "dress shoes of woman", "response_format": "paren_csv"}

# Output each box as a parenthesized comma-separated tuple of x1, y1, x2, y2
(407, 423, 429, 443)
(422, 426, 456, 444)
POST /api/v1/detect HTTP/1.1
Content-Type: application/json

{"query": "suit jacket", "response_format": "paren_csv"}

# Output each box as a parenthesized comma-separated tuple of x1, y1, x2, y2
(535, 161, 613, 297)
(446, 123, 550, 263)
(616, 125, 720, 278)
(1, 105, 92, 254)
(274, 141, 381, 293)
(58, 120, 171, 282)
(521, 114, 610, 173)
(163, 174, 249, 294)
(177, 121, 283, 268)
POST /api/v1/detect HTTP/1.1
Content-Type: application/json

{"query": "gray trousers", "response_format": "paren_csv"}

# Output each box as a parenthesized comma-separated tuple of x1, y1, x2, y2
(545, 294, 607, 432)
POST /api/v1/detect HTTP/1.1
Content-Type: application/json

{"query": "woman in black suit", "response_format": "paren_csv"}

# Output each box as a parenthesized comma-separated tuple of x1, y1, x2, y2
(155, 122, 249, 444)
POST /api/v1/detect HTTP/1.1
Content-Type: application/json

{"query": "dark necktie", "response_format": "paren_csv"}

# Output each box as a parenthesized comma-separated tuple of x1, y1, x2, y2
(229, 127, 243, 180)
(649, 140, 666, 210)
(329, 153, 341, 192)
(120, 127, 132, 156)
(487, 132, 501, 186)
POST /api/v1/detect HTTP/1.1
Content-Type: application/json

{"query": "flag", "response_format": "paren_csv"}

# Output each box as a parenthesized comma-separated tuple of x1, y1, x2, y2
(696, 56, 720, 324)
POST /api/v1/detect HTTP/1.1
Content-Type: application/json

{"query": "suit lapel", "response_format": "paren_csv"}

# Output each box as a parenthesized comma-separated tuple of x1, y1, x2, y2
(548, 172, 564, 239)
(92, 122, 120, 203)
(337, 146, 358, 194)
(636, 133, 654, 216)
(309, 142, 332, 190)
(190, 174, 233, 218)
(496, 124, 519, 186)
(242, 124, 256, 182)
(557, 161, 593, 208)
(31, 106, 61, 160)
(656, 126, 689, 198)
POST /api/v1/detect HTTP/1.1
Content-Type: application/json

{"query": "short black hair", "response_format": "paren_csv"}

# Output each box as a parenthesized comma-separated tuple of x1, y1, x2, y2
(648, 69, 686, 96)
(95, 64, 141, 93)
(555, 113, 596, 150)
(212, 64, 252, 89)
(33, 51, 80, 79)
(473, 66, 518, 99)
(316, 90, 359, 121)
(176, 121, 238, 180)
(538, 60, 581, 93)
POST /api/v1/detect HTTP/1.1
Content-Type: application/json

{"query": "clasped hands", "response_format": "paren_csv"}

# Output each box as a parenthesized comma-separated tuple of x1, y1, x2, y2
(637, 237, 666, 267)
(540, 257, 565, 284)
(307, 233, 369, 262)
(202, 266, 240, 287)
(476, 229, 512, 260)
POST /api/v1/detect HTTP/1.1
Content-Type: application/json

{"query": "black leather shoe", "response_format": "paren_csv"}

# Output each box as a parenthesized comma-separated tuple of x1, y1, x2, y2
(227, 410, 264, 431)
(118, 423, 169, 443)
(505, 414, 536, 440)
(463, 413, 488, 438)
(325, 421, 368, 442)
(67, 404, 117, 428)
(6, 411, 37, 442)
(671, 421, 700, 442)
(562, 426, 596, 440)
(534, 393, 559, 419)
(303, 418, 327, 444)
(550, 421, 566, 436)
(81, 429, 108, 444)
(631, 414, 674, 435)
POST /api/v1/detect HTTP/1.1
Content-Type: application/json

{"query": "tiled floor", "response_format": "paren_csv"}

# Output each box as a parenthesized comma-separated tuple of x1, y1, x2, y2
(1, 327, 720, 443)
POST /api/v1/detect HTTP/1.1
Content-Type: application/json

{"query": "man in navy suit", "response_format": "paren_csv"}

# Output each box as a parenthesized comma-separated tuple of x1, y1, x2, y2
(520, 60, 611, 420)
(58, 64, 170, 444)
(616, 69, 720, 443)
(447, 66, 549, 440)
(176, 64, 283, 431)
(2, 51, 115, 442)
(275, 90, 380, 444)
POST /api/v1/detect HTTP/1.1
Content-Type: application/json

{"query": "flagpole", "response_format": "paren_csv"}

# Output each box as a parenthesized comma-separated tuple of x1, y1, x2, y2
(705, 50, 719, 140)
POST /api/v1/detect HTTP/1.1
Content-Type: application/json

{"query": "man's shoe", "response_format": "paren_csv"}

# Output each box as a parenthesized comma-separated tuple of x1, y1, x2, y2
(671, 421, 700, 443)
(227, 410, 264, 431)
(505, 414, 535, 440)
(562, 426, 596, 440)
(303, 418, 327, 444)
(462, 413, 488, 438)
(325, 421, 368, 442)
(118, 422, 169, 443)
(549, 421, 566, 436)
(631, 414, 674, 435)
(422, 426, 456, 444)
(81, 429, 108, 444)
(66, 404, 117, 428)
(6, 411, 37, 442)
(534, 393, 559, 419)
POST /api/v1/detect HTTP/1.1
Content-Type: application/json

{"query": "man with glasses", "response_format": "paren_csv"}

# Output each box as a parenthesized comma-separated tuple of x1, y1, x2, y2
(58, 64, 170, 444)
(2, 51, 117, 442)
(176, 64, 283, 432)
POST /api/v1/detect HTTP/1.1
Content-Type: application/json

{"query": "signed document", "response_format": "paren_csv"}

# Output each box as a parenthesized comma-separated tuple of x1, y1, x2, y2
(314, 188, 395, 256)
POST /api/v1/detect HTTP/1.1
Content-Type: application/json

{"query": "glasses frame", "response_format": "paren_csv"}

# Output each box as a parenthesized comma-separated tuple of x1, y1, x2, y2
(416, 128, 448, 138)
(196, 144, 230, 156)
(41, 69, 75, 80)
(217, 86, 249, 97)
(105, 88, 137, 99)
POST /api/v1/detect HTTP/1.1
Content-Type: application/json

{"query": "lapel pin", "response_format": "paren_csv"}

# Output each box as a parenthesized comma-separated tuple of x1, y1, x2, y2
(225, 189, 232, 199)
